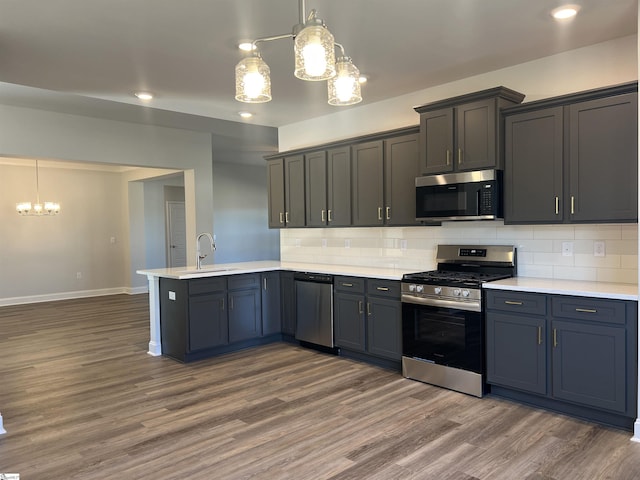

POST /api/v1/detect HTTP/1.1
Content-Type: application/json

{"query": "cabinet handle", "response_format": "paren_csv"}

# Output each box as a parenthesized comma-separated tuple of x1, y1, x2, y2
(230, 297, 234, 310)
(555, 197, 559, 215)
(386, 206, 391, 220)
(358, 300, 364, 314)
(376, 287, 389, 292)
(328, 209, 332, 222)
(571, 196, 575, 215)
(367, 302, 372, 316)
(285, 212, 290, 224)
(575, 308, 597, 313)
(537, 326, 542, 345)
(279, 212, 284, 224)
(263, 278, 267, 290)
(504, 300, 523, 306)
(553, 328, 558, 348)
(446, 150, 451, 166)
(220, 298, 225, 311)
(342, 282, 353, 287)
(378, 207, 383, 221)
(321, 209, 326, 222)
(458, 148, 463, 165)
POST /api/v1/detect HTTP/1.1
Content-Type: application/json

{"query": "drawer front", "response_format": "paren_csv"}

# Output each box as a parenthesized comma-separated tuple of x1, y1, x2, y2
(228, 273, 260, 291)
(334, 276, 366, 294)
(189, 277, 227, 295)
(485, 290, 546, 316)
(367, 279, 400, 299)
(551, 296, 626, 325)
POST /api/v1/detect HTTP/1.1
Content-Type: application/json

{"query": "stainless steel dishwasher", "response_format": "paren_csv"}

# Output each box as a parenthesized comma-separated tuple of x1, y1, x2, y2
(294, 272, 334, 348)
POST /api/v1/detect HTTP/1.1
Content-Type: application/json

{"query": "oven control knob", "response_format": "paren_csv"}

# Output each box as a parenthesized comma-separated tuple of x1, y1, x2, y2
(461, 289, 470, 297)
(416, 285, 424, 293)
(434, 287, 442, 295)
(409, 284, 416, 292)
(453, 288, 461, 296)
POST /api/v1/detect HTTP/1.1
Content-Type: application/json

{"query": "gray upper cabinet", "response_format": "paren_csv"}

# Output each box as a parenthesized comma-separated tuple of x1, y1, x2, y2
(568, 93, 638, 222)
(267, 159, 285, 228)
(504, 107, 564, 223)
(504, 82, 638, 224)
(384, 133, 421, 226)
(267, 156, 305, 228)
(304, 150, 328, 227)
(352, 140, 385, 226)
(327, 146, 352, 226)
(415, 87, 525, 175)
(304, 147, 352, 227)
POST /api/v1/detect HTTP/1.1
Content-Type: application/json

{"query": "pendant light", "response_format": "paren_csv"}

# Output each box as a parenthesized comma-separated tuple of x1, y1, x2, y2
(234, 0, 362, 106)
(16, 159, 60, 216)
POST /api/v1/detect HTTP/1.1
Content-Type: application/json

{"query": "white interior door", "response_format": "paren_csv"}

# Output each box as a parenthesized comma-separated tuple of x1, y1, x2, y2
(166, 201, 187, 268)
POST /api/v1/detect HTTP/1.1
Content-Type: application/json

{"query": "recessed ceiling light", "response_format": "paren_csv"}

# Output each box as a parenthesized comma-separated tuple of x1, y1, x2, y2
(238, 42, 256, 52)
(551, 4, 580, 20)
(134, 91, 154, 101)
(239, 111, 253, 119)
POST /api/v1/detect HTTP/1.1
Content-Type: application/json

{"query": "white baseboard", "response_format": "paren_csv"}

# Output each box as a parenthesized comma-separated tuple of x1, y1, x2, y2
(0, 412, 6, 434)
(0, 286, 148, 306)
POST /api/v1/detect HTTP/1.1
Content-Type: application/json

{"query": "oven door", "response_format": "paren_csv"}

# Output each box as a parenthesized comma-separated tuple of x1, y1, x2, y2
(402, 302, 483, 374)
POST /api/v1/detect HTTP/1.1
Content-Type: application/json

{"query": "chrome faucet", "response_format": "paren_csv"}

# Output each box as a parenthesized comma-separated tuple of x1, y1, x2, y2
(196, 232, 216, 269)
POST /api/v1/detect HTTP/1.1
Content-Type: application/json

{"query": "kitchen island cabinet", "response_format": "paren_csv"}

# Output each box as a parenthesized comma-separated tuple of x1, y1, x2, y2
(414, 87, 525, 175)
(504, 82, 638, 224)
(485, 288, 638, 429)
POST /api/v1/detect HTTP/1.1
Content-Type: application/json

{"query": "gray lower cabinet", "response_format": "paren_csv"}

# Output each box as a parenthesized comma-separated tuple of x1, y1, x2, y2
(189, 291, 228, 351)
(280, 271, 296, 336)
(485, 289, 638, 427)
(504, 82, 638, 224)
(261, 271, 281, 336)
(228, 274, 262, 343)
(334, 276, 402, 362)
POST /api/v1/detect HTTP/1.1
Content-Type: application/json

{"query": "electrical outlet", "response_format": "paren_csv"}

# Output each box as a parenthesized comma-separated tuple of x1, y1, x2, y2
(400, 239, 408, 250)
(344, 239, 351, 249)
(594, 241, 605, 257)
(76, 272, 82, 279)
(169, 291, 176, 301)
(562, 241, 574, 257)
(295, 238, 301, 247)
(321, 238, 327, 248)
(110, 236, 116, 244)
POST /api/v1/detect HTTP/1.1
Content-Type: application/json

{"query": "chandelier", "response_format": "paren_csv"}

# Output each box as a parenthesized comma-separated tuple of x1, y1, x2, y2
(16, 159, 60, 216)
(235, 0, 363, 106)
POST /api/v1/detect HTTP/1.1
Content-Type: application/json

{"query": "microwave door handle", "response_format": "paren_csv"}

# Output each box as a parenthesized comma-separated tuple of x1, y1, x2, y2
(477, 189, 481, 216)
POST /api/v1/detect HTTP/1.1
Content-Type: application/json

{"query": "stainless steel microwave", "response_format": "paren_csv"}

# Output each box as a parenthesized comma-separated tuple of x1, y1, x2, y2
(415, 169, 503, 222)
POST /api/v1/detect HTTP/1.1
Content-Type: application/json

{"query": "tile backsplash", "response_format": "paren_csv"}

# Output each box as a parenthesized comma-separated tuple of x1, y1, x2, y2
(281, 221, 639, 284)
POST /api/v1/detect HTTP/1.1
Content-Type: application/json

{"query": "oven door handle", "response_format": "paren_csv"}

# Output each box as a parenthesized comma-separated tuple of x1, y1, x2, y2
(401, 294, 481, 313)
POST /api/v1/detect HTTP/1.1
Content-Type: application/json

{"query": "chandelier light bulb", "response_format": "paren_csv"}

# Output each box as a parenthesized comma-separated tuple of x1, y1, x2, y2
(328, 57, 362, 106)
(235, 54, 272, 103)
(294, 25, 336, 81)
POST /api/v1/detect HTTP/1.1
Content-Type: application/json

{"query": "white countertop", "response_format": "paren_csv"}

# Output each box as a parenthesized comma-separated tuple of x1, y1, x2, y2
(483, 277, 639, 301)
(137, 261, 418, 281)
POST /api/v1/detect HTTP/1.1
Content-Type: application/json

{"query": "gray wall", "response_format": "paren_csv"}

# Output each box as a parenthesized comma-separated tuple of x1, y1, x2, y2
(212, 161, 280, 263)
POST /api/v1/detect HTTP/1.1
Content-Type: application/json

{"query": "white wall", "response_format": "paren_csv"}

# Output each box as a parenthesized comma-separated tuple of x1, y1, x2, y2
(278, 36, 639, 285)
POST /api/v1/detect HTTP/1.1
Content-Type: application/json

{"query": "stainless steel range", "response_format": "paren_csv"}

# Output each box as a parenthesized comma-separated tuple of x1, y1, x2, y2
(401, 244, 516, 397)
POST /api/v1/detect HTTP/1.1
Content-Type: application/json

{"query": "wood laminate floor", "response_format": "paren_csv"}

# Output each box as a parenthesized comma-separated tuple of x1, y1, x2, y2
(1, 294, 639, 479)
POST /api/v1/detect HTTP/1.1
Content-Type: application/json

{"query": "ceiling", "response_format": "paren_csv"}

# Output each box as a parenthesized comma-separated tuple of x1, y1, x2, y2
(0, 0, 636, 130)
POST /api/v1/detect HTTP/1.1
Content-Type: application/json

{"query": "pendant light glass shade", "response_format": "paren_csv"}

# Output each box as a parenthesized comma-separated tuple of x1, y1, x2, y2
(328, 56, 362, 106)
(294, 25, 336, 81)
(235, 54, 272, 103)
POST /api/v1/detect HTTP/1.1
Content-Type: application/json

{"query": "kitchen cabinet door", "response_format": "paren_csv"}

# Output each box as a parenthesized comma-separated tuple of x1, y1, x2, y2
(267, 159, 285, 228)
(486, 311, 547, 395)
(351, 140, 384, 226)
(261, 272, 281, 336)
(280, 271, 296, 335)
(284, 155, 306, 227)
(420, 107, 454, 174)
(228, 288, 262, 343)
(189, 292, 228, 351)
(304, 150, 328, 227)
(384, 133, 421, 226)
(334, 292, 366, 352)
(504, 107, 564, 224)
(551, 320, 626, 413)
(567, 93, 638, 222)
(456, 98, 497, 172)
(327, 146, 352, 226)
(366, 296, 402, 360)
